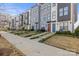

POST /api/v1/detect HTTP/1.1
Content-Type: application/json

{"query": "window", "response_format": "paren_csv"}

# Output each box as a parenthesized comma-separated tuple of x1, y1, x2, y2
(48, 14, 51, 20)
(60, 26, 64, 31)
(64, 6, 68, 15)
(47, 4, 51, 8)
(64, 26, 68, 31)
(52, 3, 56, 7)
(59, 8, 63, 17)
(47, 7, 50, 10)
(52, 11, 56, 19)
(43, 16, 46, 20)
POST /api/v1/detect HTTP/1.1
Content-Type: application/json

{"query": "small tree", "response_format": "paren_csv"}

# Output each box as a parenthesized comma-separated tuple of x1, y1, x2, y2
(75, 27, 79, 37)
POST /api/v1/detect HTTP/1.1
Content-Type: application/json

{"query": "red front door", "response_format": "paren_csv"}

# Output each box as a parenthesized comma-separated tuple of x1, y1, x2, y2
(48, 23, 51, 32)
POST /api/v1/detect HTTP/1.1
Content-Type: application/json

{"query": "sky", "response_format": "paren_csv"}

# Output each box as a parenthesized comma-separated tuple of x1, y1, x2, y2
(0, 3, 79, 16)
(77, 4, 79, 14)
(0, 3, 35, 15)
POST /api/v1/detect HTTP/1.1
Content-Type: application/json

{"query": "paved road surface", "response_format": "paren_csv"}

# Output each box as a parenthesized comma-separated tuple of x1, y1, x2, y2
(0, 31, 77, 56)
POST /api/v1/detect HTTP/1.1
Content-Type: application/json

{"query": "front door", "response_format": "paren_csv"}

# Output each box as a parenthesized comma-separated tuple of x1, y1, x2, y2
(52, 24, 56, 32)
(48, 23, 51, 32)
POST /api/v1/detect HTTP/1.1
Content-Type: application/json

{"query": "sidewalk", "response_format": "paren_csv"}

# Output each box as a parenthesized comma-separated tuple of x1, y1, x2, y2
(0, 31, 77, 56)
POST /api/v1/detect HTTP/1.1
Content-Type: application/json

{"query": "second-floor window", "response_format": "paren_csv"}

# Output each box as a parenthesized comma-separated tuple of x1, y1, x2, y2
(48, 14, 51, 20)
(64, 6, 68, 16)
(52, 3, 56, 7)
(59, 8, 63, 17)
(52, 11, 56, 19)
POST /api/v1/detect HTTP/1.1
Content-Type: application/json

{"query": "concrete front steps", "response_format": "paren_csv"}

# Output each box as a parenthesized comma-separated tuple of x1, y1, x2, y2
(30, 33, 54, 42)
(28, 32, 49, 39)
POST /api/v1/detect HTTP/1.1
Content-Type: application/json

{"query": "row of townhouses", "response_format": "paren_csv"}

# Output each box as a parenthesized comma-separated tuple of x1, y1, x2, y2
(10, 3, 79, 32)
(0, 13, 11, 30)
(9, 10, 31, 30)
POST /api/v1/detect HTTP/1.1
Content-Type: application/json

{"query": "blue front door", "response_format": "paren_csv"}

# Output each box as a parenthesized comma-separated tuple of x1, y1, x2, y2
(52, 24, 56, 32)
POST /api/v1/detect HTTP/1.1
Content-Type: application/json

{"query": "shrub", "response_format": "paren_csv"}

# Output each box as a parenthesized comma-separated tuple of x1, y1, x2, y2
(74, 27, 79, 37)
(39, 39, 46, 43)
(72, 33, 76, 37)
(55, 31, 72, 35)
(36, 29, 41, 32)
(30, 29, 34, 31)
(14, 32, 21, 35)
(7, 28, 10, 30)
(55, 31, 61, 34)
(40, 27, 46, 32)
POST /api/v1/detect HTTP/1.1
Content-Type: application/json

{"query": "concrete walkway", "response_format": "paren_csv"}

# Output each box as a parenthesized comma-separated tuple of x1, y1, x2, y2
(0, 31, 77, 56)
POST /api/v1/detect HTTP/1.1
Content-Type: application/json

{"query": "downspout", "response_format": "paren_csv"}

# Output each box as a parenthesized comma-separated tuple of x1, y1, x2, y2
(71, 3, 74, 33)
(50, 3, 52, 32)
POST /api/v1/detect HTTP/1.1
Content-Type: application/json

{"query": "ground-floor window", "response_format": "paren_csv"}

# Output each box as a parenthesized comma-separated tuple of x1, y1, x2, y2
(60, 26, 63, 31)
(59, 26, 68, 31)
(32, 26, 34, 30)
(64, 26, 68, 31)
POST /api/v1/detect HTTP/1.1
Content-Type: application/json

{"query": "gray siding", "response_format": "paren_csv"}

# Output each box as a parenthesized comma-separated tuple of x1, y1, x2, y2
(30, 4, 40, 30)
(57, 3, 71, 22)
(40, 3, 51, 30)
